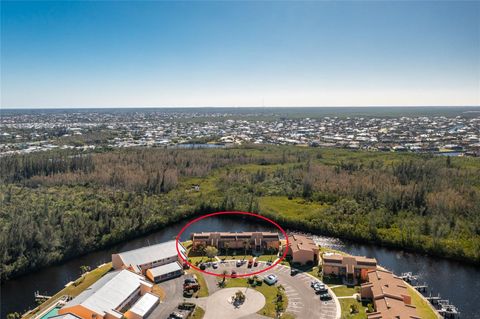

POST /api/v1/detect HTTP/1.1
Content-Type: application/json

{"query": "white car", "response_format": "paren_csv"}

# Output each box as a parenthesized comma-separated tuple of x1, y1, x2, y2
(264, 274, 278, 285)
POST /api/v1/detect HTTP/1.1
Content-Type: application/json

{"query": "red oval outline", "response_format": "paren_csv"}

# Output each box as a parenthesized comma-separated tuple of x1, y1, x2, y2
(175, 211, 289, 278)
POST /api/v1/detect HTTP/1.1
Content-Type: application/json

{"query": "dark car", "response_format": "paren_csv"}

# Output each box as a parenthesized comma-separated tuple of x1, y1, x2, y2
(320, 292, 332, 301)
(254, 260, 258, 267)
(290, 269, 299, 276)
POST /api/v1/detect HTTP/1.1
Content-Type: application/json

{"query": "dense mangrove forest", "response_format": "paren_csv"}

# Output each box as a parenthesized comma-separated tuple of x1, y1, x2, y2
(1, 146, 479, 280)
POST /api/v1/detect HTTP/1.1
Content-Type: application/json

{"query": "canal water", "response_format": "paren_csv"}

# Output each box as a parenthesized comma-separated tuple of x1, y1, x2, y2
(2, 215, 479, 318)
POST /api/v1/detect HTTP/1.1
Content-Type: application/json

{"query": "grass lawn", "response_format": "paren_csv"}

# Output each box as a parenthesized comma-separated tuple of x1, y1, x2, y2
(186, 269, 209, 297)
(188, 256, 213, 265)
(259, 196, 328, 219)
(339, 298, 368, 319)
(190, 306, 205, 319)
(223, 278, 287, 318)
(255, 255, 278, 262)
(306, 266, 322, 280)
(407, 286, 439, 319)
(24, 263, 112, 318)
(331, 285, 360, 297)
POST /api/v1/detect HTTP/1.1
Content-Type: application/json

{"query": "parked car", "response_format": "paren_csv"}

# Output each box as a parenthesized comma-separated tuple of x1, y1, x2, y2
(183, 289, 194, 298)
(169, 310, 189, 319)
(247, 259, 253, 268)
(320, 292, 332, 301)
(313, 283, 327, 294)
(236, 260, 243, 267)
(264, 274, 278, 285)
(266, 261, 272, 266)
(184, 275, 198, 285)
(310, 280, 322, 288)
(290, 269, 299, 276)
(253, 260, 258, 267)
(212, 262, 218, 269)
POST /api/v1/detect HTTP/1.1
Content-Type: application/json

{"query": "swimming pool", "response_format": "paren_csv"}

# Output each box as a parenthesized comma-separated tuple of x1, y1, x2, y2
(39, 306, 60, 319)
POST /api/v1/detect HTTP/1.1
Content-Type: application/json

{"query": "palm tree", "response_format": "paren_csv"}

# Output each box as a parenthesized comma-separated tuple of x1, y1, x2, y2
(224, 242, 230, 257)
(221, 270, 228, 286)
(243, 240, 248, 260)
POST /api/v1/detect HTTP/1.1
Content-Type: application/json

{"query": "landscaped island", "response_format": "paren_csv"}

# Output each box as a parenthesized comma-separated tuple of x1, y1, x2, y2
(1, 146, 480, 282)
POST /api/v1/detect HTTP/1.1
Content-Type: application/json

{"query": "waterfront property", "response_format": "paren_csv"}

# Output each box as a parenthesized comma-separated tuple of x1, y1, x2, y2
(58, 269, 158, 319)
(285, 234, 319, 265)
(112, 240, 186, 277)
(322, 253, 377, 281)
(191, 231, 280, 252)
(361, 269, 420, 319)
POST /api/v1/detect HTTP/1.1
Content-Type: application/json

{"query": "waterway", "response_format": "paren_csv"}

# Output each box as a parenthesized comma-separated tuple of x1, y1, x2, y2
(2, 215, 478, 318)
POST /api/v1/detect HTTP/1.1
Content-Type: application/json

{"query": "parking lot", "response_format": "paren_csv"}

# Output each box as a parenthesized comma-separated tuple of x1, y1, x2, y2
(148, 260, 339, 319)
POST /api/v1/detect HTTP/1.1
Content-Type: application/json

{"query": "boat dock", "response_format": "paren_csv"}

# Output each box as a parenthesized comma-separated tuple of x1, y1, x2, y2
(398, 272, 460, 318)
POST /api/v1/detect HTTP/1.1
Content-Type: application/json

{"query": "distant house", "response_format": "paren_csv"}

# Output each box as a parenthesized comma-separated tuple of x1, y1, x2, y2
(112, 240, 186, 281)
(191, 232, 280, 252)
(58, 269, 158, 319)
(322, 254, 377, 281)
(361, 269, 420, 319)
(285, 234, 319, 265)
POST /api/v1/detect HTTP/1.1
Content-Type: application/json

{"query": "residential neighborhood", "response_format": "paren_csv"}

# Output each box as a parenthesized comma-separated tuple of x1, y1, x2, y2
(1, 108, 479, 157)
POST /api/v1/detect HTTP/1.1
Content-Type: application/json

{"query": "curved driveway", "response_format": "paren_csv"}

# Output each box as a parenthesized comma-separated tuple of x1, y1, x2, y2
(205, 260, 339, 319)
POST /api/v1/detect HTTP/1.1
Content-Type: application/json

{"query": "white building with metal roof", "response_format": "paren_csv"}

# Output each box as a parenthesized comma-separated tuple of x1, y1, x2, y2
(112, 240, 186, 274)
(58, 270, 154, 319)
(124, 292, 159, 319)
(146, 261, 183, 283)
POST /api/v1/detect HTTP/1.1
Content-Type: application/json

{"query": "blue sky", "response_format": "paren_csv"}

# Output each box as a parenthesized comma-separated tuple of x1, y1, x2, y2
(1, 1, 479, 108)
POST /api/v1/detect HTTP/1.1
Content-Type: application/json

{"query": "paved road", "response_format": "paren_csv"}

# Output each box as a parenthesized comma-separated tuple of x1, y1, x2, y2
(148, 260, 339, 319)
(203, 288, 265, 319)
(148, 276, 185, 319)
(204, 260, 338, 319)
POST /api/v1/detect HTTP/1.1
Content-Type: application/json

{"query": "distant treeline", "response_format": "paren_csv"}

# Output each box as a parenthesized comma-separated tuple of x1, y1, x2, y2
(1, 146, 479, 280)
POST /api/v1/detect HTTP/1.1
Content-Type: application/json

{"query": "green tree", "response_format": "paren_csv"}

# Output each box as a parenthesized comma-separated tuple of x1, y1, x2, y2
(205, 246, 218, 260)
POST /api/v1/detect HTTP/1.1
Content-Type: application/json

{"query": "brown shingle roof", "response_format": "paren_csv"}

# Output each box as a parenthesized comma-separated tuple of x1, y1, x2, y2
(363, 269, 421, 319)
(288, 234, 318, 253)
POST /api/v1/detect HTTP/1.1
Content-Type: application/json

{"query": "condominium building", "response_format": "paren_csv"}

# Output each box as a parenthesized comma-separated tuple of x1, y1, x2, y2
(322, 253, 377, 281)
(191, 232, 280, 252)
(361, 269, 420, 319)
(112, 240, 186, 282)
(58, 270, 159, 319)
(285, 234, 319, 265)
